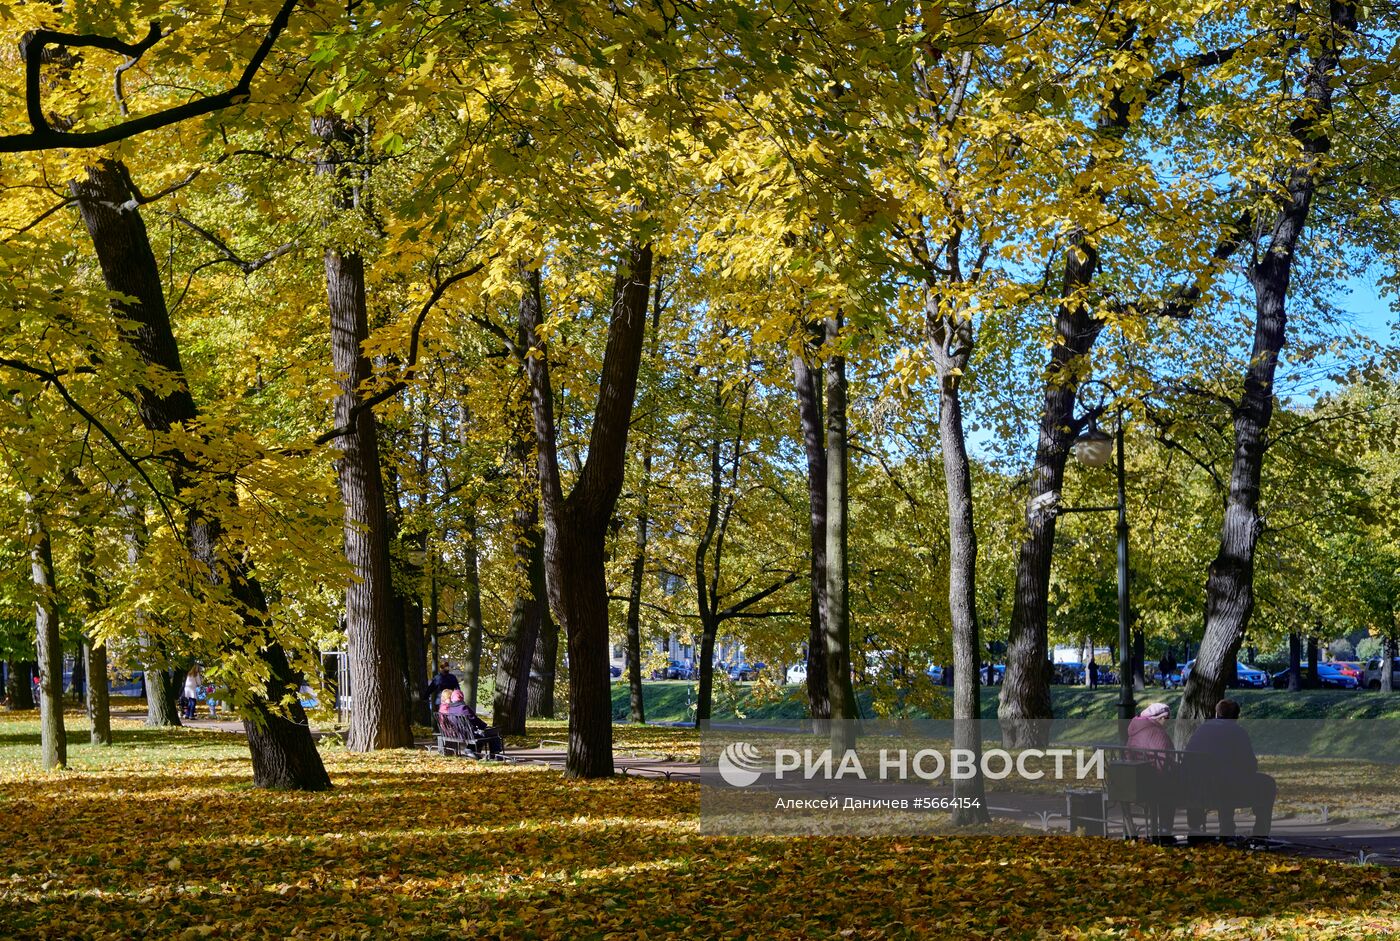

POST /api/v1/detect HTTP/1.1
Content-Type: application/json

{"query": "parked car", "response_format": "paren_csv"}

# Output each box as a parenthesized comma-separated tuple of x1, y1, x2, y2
(728, 662, 763, 681)
(786, 662, 808, 685)
(609, 664, 622, 679)
(1332, 661, 1364, 682)
(1363, 658, 1400, 690)
(1181, 659, 1269, 688)
(926, 664, 945, 684)
(1270, 664, 1360, 690)
(1052, 662, 1083, 686)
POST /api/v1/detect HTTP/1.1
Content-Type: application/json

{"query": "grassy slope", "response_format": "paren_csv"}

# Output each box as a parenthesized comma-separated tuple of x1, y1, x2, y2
(2, 711, 1398, 940)
(615, 682, 1400, 725)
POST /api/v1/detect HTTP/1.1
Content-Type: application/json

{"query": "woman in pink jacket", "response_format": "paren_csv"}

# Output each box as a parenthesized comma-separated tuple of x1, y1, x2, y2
(1125, 702, 1177, 842)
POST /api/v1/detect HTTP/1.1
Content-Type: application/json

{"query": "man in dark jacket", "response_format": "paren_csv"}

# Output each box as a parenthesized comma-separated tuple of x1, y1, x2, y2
(1184, 699, 1276, 837)
(426, 661, 460, 709)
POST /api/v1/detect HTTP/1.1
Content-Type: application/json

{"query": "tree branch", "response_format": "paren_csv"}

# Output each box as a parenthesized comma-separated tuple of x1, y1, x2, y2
(0, 355, 181, 529)
(170, 213, 299, 274)
(315, 262, 484, 445)
(2, 1, 298, 153)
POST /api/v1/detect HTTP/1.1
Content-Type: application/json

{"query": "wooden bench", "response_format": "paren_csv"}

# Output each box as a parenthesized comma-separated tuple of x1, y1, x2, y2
(435, 711, 504, 759)
(1096, 745, 1271, 841)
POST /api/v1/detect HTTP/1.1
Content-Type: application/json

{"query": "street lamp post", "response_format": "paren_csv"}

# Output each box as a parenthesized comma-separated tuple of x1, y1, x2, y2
(1068, 396, 1136, 737)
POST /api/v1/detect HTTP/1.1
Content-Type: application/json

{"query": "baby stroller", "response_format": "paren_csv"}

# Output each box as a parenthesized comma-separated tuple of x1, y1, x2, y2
(436, 708, 504, 759)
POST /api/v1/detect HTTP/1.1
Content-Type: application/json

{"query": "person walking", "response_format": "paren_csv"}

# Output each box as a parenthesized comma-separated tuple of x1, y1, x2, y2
(182, 665, 203, 721)
(426, 661, 460, 710)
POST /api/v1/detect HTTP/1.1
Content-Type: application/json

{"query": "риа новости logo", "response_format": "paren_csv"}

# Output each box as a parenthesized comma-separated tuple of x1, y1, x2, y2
(718, 741, 765, 787)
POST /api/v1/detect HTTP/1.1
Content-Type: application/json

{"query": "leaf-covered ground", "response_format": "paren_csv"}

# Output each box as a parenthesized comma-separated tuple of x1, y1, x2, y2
(2, 713, 1397, 940)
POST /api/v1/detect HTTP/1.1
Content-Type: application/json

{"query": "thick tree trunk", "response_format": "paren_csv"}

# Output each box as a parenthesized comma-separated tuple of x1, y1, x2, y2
(793, 348, 831, 723)
(84, 640, 111, 745)
(28, 502, 66, 770)
(145, 665, 184, 728)
(823, 315, 860, 749)
(527, 608, 558, 719)
(1000, 243, 1103, 748)
(5, 662, 35, 710)
(494, 401, 545, 736)
(71, 160, 329, 790)
(1178, 4, 1352, 728)
(402, 589, 430, 727)
(1287, 631, 1302, 692)
(695, 625, 719, 726)
(493, 534, 543, 735)
(317, 118, 412, 752)
(937, 381, 989, 824)
(520, 244, 654, 778)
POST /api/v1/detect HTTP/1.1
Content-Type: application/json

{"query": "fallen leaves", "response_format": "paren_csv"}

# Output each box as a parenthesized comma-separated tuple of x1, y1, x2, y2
(0, 713, 1397, 939)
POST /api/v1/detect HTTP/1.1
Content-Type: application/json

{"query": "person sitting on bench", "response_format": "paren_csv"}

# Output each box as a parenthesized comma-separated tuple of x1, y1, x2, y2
(1126, 702, 1177, 839)
(1184, 698, 1276, 839)
(441, 690, 503, 756)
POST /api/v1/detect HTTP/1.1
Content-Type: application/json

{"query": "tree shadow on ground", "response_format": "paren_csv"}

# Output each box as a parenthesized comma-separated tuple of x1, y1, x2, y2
(2, 751, 1398, 939)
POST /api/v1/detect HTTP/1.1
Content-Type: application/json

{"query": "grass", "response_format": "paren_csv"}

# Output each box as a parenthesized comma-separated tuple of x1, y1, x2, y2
(614, 681, 1400, 725)
(3, 710, 1399, 939)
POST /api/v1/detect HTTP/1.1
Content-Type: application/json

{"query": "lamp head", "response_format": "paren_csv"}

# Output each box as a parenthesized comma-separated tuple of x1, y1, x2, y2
(1072, 425, 1113, 468)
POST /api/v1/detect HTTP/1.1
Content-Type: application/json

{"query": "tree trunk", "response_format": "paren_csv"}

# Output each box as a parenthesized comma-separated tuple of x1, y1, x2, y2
(623, 515, 649, 723)
(84, 640, 111, 745)
(28, 502, 66, 770)
(694, 624, 719, 726)
(402, 590, 429, 727)
(458, 404, 485, 709)
(937, 379, 989, 824)
(521, 243, 654, 778)
(622, 267, 666, 725)
(493, 530, 543, 735)
(460, 530, 485, 708)
(71, 160, 330, 790)
(70, 647, 85, 701)
(1306, 635, 1320, 690)
(793, 346, 831, 723)
(5, 662, 35, 710)
(622, 432, 652, 725)
(316, 117, 412, 752)
(1178, 4, 1353, 727)
(527, 608, 558, 719)
(823, 314, 860, 749)
(1000, 241, 1104, 748)
(145, 663, 184, 728)
(494, 397, 546, 736)
(1287, 631, 1302, 693)
(1132, 628, 1146, 692)
(622, 422, 653, 725)
(1383, 633, 1395, 693)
